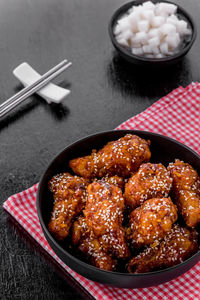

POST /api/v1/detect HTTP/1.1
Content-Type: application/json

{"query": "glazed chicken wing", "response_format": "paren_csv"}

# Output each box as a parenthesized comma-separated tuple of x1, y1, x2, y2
(129, 197, 178, 248)
(124, 163, 172, 209)
(69, 134, 151, 179)
(128, 224, 198, 273)
(48, 173, 89, 240)
(168, 159, 200, 227)
(84, 181, 130, 259)
(72, 216, 116, 271)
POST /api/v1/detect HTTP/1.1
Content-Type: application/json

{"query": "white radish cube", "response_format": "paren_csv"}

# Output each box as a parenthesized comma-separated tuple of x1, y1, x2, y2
(160, 23, 176, 36)
(143, 1, 155, 10)
(170, 14, 179, 21)
(166, 18, 176, 27)
(123, 29, 133, 41)
(131, 47, 144, 55)
(134, 6, 143, 18)
(131, 21, 139, 33)
(117, 18, 130, 32)
(151, 46, 159, 54)
(151, 16, 165, 28)
(137, 20, 150, 32)
(116, 37, 129, 47)
(175, 32, 181, 47)
(115, 32, 123, 40)
(165, 33, 180, 49)
(176, 20, 188, 35)
(128, 6, 134, 14)
(160, 42, 168, 54)
(143, 45, 152, 54)
(184, 28, 192, 35)
(155, 53, 164, 58)
(166, 15, 178, 26)
(148, 36, 160, 47)
(131, 42, 142, 48)
(114, 24, 121, 35)
(129, 10, 141, 22)
(157, 3, 177, 15)
(155, 11, 168, 19)
(155, 4, 163, 16)
(148, 28, 161, 39)
(135, 31, 148, 44)
(141, 9, 154, 21)
(129, 13, 140, 33)
(130, 36, 142, 48)
(167, 3, 177, 14)
(166, 51, 174, 56)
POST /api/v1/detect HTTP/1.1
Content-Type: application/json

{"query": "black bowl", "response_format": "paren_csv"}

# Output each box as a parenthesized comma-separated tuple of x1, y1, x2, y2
(37, 130, 200, 288)
(108, 0, 197, 66)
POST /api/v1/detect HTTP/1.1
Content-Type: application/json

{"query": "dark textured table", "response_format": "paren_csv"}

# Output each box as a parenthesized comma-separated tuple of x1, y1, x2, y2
(0, 0, 200, 299)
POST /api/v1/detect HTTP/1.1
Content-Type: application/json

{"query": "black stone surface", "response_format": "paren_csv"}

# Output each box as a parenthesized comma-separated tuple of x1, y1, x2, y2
(0, 0, 199, 299)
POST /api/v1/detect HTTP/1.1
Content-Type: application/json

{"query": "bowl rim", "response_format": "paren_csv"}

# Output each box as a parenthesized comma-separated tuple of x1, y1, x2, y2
(108, 0, 197, 63)
(37, 129, 200, 277)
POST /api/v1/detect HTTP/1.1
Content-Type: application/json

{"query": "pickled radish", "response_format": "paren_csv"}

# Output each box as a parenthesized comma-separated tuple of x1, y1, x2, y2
(114, 1, 191, 58)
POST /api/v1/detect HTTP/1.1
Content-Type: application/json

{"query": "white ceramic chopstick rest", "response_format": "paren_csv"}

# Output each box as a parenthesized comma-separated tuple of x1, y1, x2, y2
(13, 62, 70, 104)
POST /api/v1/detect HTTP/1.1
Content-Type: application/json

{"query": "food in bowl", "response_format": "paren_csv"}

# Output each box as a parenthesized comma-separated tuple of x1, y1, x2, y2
(47, 134, 200, 273)
(114, 1, 192, 58)
(69, 134, 151, 178)
(48, 173, 89, 240)
(128, 224, 198, 273)
(124, 163, 172, 208)
(128, 197, 178, 248)
(72, 215, 117, 271)
(72, 180, 130, 271)
(168, 159, 200, 228)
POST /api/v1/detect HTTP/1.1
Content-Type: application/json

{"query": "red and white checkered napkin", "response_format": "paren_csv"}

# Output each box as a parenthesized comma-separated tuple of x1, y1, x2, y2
(3, 82, 200, 300)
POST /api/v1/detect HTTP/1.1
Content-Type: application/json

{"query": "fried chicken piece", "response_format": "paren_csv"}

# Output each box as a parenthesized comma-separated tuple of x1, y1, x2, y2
(72, 216, 116, 271)
(168, 159, 200, 227)
(48, 173, 89, 240)
(69, 134, 151, 179)
(129, 198, 178, 248)
(124, 163, 172, 209)
(84, 181, 130, 259)
(128, 224, 198, 273)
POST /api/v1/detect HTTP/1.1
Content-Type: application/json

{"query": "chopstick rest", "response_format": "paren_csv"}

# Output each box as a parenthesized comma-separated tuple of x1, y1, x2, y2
(13, 62, 70, 104)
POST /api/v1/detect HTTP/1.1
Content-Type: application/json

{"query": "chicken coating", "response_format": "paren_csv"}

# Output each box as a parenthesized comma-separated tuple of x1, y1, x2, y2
(168, 159, 200, 227)
(124, 163, 172, 209)
(72, 216, 116, 271)
(128, 224, 198, 273)
(48, 173, 89, 240)
(94, 175, 124, 189)
(129, 197, 178, 248)
(69, 134, 151, 179)
(84, 181, 130, 259)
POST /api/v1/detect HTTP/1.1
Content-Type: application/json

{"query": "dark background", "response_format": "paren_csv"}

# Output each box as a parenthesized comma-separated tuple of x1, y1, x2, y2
(0, 0, 199, 299)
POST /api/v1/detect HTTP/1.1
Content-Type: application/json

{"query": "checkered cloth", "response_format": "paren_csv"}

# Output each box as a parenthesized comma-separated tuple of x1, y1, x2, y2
(3, 82, 200, 300)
